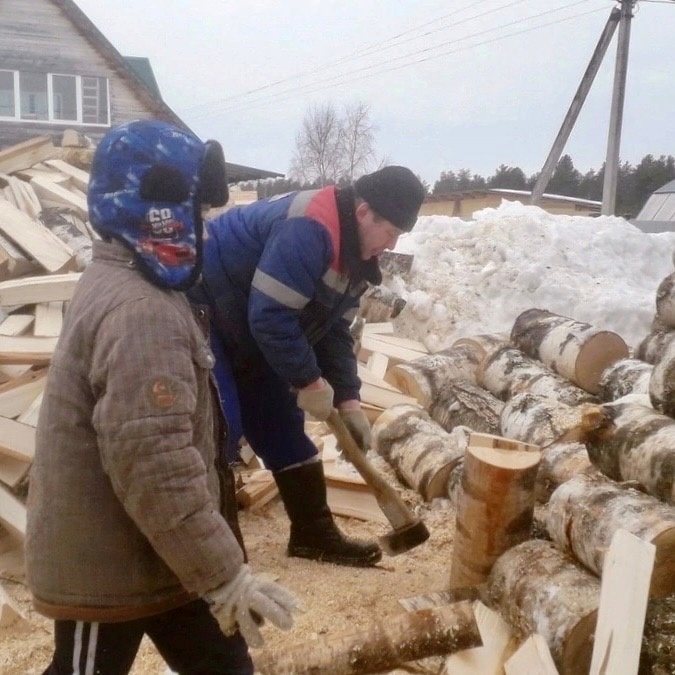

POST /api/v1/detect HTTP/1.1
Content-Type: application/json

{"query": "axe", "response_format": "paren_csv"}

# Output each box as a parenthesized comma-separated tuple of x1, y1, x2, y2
(327, 409, 429, 556)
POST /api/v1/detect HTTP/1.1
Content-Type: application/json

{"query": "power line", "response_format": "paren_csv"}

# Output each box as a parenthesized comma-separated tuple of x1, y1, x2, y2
(189, 1, 607, 121)
(183, 0, 528, 116)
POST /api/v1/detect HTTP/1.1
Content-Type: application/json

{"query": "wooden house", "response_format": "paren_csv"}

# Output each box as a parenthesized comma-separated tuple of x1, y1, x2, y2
(421, 189, 602, 219)
(0, 0, 281, 182)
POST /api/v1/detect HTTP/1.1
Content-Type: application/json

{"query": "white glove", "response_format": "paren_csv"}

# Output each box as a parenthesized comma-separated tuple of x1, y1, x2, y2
(296, 378, 334, 421)
(205, 564, 298, 648)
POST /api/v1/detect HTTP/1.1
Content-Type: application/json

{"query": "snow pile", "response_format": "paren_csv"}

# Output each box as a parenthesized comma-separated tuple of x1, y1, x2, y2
(391, 200, 675, 351)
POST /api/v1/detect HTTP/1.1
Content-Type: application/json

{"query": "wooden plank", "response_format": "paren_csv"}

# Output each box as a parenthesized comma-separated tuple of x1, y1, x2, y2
(359, 381, 419, 409)
(0, 136, 58, 175)
(0, 233, 37, 280)
(17, 390, 43, 427)
(360, 334, 428, 363)
(0, 273, 81, 305)
(0, 367, 47, 418)
(44, 159, 90, 191)
(357, 363, 402, 392)
(0, 201, 76, 273)
(361, 322, 395, 336)
(0, 482, 26, 538)
(0, 584, 27, 627)
(0, 417, 35, 462)
(504, 635, 559, 675)
(589, 529, 655, 675)
(0, 336, 58, 365)
(0, 314, 34, 336)
(30, 175, 88, 220)
(0, 454, 30, 489)
(366, 351, 389, 379)
(34, 301, 63, 337)
(365, 333, 429, 353)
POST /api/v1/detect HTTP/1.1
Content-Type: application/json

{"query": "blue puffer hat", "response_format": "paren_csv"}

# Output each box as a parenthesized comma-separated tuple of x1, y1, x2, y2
(88, 119, 228, 290)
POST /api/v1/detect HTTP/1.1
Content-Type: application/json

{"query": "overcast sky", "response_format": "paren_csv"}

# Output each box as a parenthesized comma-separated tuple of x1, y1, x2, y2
(74, 0, 675, 184)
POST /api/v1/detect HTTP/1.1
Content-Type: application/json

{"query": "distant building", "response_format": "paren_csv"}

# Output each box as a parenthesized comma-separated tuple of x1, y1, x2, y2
(421, 189, 601, 219)
(631, 180, 675, 233)
(0, 0, 282, 182)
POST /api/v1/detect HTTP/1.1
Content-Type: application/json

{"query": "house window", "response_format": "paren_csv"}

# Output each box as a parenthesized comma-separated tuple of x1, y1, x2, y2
(0, 71, 15, 117)
(0, 70, 109, 126)
(20, 72, 48, 120)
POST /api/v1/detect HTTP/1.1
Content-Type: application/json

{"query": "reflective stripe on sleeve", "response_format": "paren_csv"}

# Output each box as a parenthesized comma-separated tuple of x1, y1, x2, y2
(252, 269, 309, 309)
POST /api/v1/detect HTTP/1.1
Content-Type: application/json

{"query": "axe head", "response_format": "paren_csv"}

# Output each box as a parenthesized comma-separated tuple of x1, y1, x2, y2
(379, 519, 430, 556)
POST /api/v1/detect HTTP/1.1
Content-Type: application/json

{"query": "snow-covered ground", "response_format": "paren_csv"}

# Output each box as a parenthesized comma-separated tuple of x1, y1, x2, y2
(390, 200, 675, 352)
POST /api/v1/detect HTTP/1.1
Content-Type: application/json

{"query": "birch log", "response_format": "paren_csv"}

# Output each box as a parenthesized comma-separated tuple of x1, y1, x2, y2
(478, 345, 597, 406)
(384, 336, 507, 407)
(649, 338, 675, 416)
(635, 327, 675, 365)
(253, 602, 481, 675)
(429, 380, 503, 435)
(655, 272, 675, 328)
(546, 473, 675, 596)
(372, 404, 468, 500)
(499, 392, 603, 448)
(535, 441, 598, 503)
(510, 308, 629, 394)
(580, 401, 675, 503)
(487, 539, 599, 675)
(449, 443, 541, 588)
(451, 333, 509, 359)
(598, 357, 652, 402)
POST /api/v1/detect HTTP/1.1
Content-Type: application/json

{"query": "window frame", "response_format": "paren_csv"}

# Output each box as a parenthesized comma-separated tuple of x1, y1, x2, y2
(0, 69, 110, 127)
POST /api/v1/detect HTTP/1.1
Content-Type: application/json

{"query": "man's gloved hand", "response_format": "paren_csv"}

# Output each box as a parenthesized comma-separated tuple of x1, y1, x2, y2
(205, 564, 298, 648)
(296, 378, 334, 421)
(339, 407, 372, 450)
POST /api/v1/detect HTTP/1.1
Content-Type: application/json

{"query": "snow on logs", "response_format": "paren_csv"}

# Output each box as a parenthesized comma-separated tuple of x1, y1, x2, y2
(510, 308, 629, 394)
(449, 436, 541, 589)
(371, 404, 467, 501)
(486, 539, 599, 675)
(546, 473, 675, 597)
(580, 401, 675, 504)
(477, 345, 597, 406)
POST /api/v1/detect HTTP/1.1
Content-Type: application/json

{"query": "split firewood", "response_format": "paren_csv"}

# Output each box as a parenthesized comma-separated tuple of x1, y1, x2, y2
(0, 584, 28, 628)
(0, 136, 59, 175)
(510, 308, 629, 394)
(429, 380, 503, 435)
(253, 601, 481, 675)
(358, 285, 406, 323)
(359, 333, 427, 365)
(535, 441, 598, 503)
(597, 357, 652, 402)
(546, 473, 675, 596)
(504, 634, 559, 675)
(378, 250, 414, 277)
(635, 327, 675, 365)
(0, 273, 81, 306)
(478, 346, 597, 406)
(499, 392, 603, 448)
(371, 404, 467, 500)
(649, 338, 675, 416)
(235, 470, 278, 510)
(0, 367, 47, 418)
(580, 401, 675, 504)
(0, 482, 26, 539)
(384, 342, 488, 408)
(486, 539, 599, 675)
(449, 442, 541, 589)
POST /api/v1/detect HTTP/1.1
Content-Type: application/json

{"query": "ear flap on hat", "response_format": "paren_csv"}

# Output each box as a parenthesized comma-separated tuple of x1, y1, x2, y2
(199, 140, 229, 207)
(140, 165, 191, 203)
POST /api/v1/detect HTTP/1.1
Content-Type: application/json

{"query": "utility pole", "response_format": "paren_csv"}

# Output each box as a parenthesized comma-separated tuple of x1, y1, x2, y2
(601, 0, 636, 216)
(531, 8, 620, 205)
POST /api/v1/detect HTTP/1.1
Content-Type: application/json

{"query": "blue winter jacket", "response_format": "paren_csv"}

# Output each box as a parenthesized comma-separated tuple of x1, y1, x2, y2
(198, 185, 381, 404)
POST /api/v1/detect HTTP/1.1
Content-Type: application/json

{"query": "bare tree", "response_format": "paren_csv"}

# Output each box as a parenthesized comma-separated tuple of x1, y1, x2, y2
(290, 101, 378, 185)
(290, 103, 344, 186)
(341, 102, 376, 181)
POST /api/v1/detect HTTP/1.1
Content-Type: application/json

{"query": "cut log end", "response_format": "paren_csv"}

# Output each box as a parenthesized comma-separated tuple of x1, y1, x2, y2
(575, 331, 629, 394)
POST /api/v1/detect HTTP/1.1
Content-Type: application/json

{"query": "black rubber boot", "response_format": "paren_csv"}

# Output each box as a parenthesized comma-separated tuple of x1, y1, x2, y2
(274, 462, 382, 567)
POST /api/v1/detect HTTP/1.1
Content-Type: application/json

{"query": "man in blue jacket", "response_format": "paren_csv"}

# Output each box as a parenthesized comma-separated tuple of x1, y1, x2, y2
(192, 166, 425, 567)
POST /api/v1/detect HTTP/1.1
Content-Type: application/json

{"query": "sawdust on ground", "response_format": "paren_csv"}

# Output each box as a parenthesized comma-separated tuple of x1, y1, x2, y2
(0, 466, 456, 675)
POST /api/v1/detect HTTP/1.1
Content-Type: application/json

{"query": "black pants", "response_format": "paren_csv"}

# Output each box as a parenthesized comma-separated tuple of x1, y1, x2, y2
(43, 599, 254, 675)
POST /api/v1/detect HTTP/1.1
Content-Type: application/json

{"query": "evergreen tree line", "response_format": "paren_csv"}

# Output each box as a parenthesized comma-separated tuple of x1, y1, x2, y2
(240, 153, 675, 219)
(432, 154, 675, 218)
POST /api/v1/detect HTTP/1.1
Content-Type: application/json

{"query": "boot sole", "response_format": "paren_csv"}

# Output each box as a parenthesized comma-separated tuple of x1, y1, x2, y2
(288, 545, 382, 568)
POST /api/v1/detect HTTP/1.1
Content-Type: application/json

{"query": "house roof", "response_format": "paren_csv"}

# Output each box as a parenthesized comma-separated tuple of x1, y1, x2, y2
(653, 179, 675, 194)
(50, 0, 283, 183)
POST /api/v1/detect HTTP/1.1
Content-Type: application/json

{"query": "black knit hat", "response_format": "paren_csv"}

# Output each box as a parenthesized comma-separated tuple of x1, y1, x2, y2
(354, 166, 425, 232)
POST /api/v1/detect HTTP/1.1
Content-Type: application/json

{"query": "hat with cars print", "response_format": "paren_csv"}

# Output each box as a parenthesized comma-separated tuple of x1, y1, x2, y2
(354, 165, 425, 233)
(87, 119, 228, 290)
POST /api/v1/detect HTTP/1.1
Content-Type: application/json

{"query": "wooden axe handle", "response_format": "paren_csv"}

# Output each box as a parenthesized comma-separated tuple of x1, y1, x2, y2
(327, 409, 417, 531)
